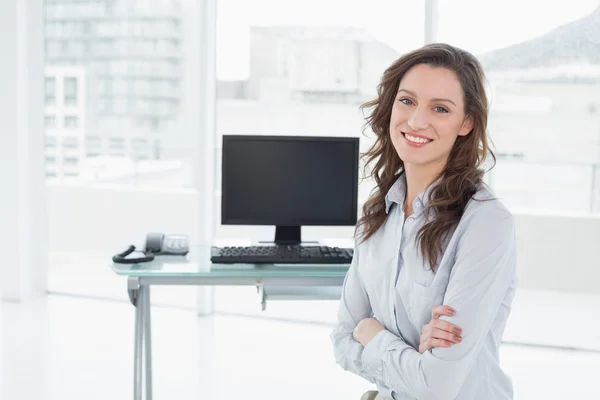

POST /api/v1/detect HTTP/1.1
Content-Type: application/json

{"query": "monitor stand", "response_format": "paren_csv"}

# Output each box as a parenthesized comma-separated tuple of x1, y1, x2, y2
(258, 225, 318, 246)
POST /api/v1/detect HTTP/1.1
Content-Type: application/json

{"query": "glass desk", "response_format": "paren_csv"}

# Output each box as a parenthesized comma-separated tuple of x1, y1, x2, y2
(111, 245, 351, 400)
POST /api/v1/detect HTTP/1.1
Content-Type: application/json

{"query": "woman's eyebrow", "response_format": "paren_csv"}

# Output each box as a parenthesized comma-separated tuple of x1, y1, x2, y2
(397, 88, 456, 106)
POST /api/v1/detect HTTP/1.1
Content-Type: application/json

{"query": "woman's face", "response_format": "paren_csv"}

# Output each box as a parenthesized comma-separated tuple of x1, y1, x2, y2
(390, 64, 473, 172)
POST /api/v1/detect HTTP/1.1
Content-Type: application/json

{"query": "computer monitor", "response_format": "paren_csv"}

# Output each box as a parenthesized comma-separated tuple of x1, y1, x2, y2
(221, 135, 359, 245)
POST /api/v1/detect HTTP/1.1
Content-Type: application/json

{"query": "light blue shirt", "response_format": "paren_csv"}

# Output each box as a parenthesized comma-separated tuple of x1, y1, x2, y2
(330, 175, 517, 400)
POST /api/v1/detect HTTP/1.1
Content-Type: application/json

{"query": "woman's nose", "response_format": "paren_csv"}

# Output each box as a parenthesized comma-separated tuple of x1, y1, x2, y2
(408, 107, 430, 131)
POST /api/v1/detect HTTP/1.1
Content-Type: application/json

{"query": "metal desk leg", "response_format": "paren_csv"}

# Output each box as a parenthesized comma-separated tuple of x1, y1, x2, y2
(129, 277, 150, 400)
(143, 285, 153, 400)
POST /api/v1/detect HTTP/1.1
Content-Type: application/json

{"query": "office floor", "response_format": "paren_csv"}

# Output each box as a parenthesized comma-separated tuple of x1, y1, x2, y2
(3, 295, 600, 400)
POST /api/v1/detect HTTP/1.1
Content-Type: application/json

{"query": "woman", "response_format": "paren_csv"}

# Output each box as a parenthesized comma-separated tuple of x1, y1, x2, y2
(330, 43, 517, 400)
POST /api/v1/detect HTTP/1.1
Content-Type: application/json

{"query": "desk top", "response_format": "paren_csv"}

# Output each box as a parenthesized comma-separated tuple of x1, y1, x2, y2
(111, 245, 351, 278)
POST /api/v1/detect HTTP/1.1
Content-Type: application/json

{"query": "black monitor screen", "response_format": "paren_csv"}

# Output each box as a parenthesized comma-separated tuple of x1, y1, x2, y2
(221, 135, 359, 227)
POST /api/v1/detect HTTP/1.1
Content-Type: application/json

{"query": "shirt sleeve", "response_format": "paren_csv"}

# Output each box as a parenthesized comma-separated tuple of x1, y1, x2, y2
(360, 209, 517, 400)
(330, 243, 379, 383)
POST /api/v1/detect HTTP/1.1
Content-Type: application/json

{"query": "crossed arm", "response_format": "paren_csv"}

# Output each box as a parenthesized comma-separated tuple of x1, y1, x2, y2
(330, 213, 516, 400)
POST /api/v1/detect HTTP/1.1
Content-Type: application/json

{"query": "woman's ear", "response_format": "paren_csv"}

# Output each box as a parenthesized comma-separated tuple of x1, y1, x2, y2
(458, 116, 474, 137)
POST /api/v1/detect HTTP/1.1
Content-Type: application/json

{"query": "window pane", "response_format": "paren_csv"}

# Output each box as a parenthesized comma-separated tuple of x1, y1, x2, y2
(64, 116, 78, 128)
(216, 0, 424, 204)
(45, 77, 56, 105)
(44, 0, 199, 307)
(437, 1, 600, 214)
(45, 115, 56, 129)
(64, 78, 77, 106)
(214, 0, 425, 319)
(63, 156, 79, 166)
(62, 137, 79, 148)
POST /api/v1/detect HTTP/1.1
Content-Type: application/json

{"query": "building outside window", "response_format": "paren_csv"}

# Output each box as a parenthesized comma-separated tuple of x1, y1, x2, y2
(45, 77, 56, 105)
(64, 77, 78, 106)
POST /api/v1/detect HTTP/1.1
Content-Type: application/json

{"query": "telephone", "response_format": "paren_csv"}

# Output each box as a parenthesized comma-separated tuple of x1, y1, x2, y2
(144, 232, 189, 256)
(112, 233, 189, 264)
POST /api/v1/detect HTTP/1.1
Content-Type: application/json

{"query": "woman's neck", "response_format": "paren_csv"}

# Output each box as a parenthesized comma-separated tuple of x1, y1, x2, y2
(403, 163, 444, 217)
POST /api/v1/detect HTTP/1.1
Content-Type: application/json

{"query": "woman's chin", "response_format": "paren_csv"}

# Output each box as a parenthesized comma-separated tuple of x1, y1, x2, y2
(397, 149, 432, 166)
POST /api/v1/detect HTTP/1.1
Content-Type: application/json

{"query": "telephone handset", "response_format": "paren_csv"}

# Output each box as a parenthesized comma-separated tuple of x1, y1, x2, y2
(112, 233, 189, 264)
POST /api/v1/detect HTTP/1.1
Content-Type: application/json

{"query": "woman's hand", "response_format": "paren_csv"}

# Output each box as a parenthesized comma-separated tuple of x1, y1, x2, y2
(353, 317, 385, 346)
(419, 305, 462, 353)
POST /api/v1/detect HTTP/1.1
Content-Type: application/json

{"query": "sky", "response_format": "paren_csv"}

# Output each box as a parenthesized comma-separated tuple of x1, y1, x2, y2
(215, 0, 600, 80)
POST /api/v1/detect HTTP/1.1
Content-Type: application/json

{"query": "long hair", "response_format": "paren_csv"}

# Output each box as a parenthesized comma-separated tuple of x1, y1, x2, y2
(356, 43, 495, 272)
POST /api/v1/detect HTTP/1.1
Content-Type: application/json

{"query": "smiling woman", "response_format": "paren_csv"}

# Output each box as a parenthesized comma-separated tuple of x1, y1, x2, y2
(331, 43, 517, 400)
(357, 43, 493, 270)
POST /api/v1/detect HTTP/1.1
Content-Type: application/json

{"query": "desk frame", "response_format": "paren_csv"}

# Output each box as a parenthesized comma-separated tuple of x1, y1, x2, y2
(126, 275, 345, 400)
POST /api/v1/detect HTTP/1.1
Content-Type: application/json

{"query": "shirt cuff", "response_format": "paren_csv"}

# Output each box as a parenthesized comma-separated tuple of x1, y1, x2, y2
(361, 330, 402, 376)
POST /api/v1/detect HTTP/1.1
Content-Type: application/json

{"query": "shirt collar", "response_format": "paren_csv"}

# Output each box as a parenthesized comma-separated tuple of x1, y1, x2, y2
(384, 173, 440, 214)
(384, 175, 407, 214)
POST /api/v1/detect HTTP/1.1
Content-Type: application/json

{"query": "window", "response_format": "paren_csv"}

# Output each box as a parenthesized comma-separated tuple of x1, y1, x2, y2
(63, 157, 79, 166)
(45, 77, 56, 105)
(149, 117, 160, 131)
(45, 115, 57, 129)
(132, 137, 148, 147)
(436, 0, 600, 214)
(213, 0, 424, 318)
(64, 77, 78, 106)
(86, 136, 102, 145)
(114, 78, 127, 94)
(39, 1, 231, 309)
(64, 116, 79, 128)
(45, 136, 57, 148)
(98, 77, 112, 93)
(46, 41, 61, 57)
(108, 137, 125, 150)
(62, 137, 79, 148)
(99, 98, 113, 113)
(114, 98, 127, 113)
(70, 41, 84, 56)
(82, 21, 92, 35)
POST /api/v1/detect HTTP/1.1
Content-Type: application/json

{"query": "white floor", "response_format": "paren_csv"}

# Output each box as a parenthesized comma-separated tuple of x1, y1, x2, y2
(3, 295, 600, 400)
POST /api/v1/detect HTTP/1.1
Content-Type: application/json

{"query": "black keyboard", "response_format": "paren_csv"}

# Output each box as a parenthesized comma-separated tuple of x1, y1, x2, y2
(211, 245, 354, 264)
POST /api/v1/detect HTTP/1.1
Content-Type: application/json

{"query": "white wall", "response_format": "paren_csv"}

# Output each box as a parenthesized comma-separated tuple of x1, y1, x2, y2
(514, 211, 600, 294)
(47, 184, 600, 295)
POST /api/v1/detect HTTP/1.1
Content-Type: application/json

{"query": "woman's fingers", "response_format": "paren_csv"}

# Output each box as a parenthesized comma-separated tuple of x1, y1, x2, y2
(421, 326, 462, 344)
(431, 305, 455, 320)
(432, 327, 462, 343)
(419, 305, 463, 353)
(432, 318, 463, 336)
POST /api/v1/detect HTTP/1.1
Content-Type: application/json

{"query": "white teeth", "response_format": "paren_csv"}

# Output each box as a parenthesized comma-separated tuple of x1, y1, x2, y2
(405, 133, 431, 144)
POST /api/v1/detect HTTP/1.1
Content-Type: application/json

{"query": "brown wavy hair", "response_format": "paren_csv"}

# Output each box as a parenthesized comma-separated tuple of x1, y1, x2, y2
(356, 43, 495, 272)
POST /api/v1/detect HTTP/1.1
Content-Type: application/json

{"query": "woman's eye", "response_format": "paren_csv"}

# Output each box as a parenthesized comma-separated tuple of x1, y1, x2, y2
(434, 106, 449, 113)
(399, 98, 414, 106)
